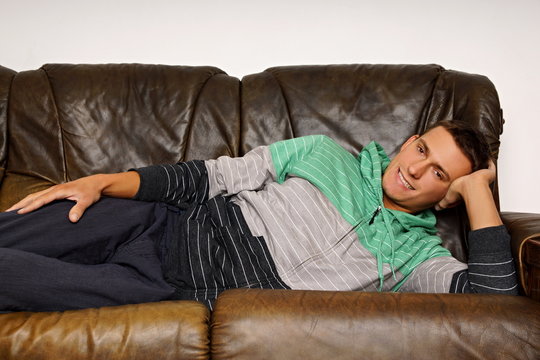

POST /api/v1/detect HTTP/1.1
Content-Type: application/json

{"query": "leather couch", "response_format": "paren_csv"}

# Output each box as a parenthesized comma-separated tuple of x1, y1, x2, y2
(0, 63, 538, 360)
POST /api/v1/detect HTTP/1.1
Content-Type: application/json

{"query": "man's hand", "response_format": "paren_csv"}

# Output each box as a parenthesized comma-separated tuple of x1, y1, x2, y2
(6, 172, 140, 223)
(435, 160, 502, 230)
(435, 160, 496, 210)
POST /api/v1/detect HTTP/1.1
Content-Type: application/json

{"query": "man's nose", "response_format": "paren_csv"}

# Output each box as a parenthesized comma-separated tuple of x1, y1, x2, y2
(408, 160, 428, 179)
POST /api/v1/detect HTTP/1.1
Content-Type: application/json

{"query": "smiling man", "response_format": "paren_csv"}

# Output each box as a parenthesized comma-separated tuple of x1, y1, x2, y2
(382, 125, 474, 214)
(0, 120, 518, 312)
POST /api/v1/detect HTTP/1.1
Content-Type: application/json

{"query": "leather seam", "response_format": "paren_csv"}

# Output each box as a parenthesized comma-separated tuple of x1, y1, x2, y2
(41, 65, 68, 182)
(519, 233, 540, 296)
(267, 70, 294, 138)
(183, 69, 225, 162)
(418, 65, 445, 133)
(1, 70, 16, 174)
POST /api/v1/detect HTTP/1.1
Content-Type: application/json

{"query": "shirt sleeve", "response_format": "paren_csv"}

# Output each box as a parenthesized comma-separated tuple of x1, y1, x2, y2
(398, 225, 518, 295)
(131, 144, 279, 207)
(204, 145, 278, 199)
(131, 160, 209, 209)
(449, 225, 518, 294)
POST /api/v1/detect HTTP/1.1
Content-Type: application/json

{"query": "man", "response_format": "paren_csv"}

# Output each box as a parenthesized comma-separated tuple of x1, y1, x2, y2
(0, 121, 518, 311)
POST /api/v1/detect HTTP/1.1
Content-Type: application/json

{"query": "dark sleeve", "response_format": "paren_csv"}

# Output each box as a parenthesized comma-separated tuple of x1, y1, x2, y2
(131, 160, 209, 209)
(449, 225, 518, 295)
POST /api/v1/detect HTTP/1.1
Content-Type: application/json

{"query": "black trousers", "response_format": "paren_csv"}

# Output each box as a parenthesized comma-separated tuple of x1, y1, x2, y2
(0, 198, 176, 312)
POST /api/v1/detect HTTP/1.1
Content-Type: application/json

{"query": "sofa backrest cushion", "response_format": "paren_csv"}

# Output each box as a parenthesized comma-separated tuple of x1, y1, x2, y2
(240, 64, 504, 261)
(0, 64, 240, 210)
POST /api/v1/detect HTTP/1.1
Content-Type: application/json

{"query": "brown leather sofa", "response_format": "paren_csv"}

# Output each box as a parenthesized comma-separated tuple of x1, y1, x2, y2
(0, 63, 538, 360)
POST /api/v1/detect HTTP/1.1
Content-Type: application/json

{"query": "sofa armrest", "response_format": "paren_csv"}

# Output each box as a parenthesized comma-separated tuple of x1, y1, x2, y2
(0, 301, 210, 360)
(501, 211, 540, 300)
(211, 289, 540, 360)
(0, 65, 16, 186)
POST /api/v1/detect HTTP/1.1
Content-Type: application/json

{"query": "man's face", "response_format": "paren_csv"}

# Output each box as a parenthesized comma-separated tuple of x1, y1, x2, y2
(382, 126, 473, 213)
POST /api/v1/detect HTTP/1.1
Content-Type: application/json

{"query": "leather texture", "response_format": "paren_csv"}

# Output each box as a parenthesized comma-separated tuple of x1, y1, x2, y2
(502, 211, 540, 300)
(0, 64, 240, 209)
(0, 301, 210, 360)
(211, 288, 540, 360)
(0, 65, 16, 184)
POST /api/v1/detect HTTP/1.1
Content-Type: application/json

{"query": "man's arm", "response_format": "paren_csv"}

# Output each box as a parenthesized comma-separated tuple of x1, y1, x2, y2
(435, 160, 502, 230)
(449, 225, 518, 294)
(436, 160, 518, 294)
(6, 171, 140, 223)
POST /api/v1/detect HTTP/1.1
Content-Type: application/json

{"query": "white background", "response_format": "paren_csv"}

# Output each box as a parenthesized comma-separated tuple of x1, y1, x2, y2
(1, 0, 538, 213)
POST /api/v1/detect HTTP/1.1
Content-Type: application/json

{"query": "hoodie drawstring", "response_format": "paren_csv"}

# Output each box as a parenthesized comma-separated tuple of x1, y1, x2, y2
(372, 206, 398, 291)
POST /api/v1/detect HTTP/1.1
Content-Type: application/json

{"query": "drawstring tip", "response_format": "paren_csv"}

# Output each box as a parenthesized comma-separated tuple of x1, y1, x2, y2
(369, 205, 382, 225)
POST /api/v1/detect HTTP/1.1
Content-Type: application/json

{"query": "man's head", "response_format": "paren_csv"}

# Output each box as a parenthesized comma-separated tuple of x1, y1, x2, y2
(382, 120, 491, 213)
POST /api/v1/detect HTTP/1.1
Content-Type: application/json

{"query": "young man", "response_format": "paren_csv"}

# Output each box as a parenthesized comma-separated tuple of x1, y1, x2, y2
(0, 121, 518, 311)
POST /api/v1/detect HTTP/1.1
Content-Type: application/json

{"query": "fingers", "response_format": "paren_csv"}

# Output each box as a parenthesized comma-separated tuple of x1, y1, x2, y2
(434, 196, 449, 211)
(6, 188, 57, 213)
(5, 176, 103, 221)
(435, 198, 450, 211)
(435, 186, 463, 211)
(488, 159, 496, 171)
(6, 197, 32, 212)
(482, 159, 497, 184)
(68, 198, 94, 223)
(435, 198, 460, 211)
(7, 188, 95, 223)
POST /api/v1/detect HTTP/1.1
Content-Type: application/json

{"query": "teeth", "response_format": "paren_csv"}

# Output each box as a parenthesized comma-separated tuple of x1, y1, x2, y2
(399, 170, 414, 190)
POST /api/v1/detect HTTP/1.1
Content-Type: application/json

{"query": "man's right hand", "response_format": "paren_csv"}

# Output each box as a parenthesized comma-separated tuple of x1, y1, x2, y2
(6, 172, 140, 223)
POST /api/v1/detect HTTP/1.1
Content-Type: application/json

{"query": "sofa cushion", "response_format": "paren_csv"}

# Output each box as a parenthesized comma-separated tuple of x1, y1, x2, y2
(240, 64, 504, 262)
(0, 64, 240, 210)
(211, 289, 540, 360)
(0, 300, 210, 360)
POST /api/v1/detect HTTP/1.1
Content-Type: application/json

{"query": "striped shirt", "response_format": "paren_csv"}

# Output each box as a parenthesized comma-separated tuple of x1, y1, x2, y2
(134, 138, 518, 307)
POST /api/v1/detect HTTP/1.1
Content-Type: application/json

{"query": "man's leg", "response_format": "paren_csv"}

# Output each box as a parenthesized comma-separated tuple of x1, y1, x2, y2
(0, 197, 176, 311)
(0, 246, 175, 312)
(0, 197, 165, 263)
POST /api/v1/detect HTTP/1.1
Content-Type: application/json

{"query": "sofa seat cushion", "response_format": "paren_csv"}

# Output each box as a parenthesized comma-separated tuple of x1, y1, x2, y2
(0, 300, 210, 360)
(211, 289, 540, 360)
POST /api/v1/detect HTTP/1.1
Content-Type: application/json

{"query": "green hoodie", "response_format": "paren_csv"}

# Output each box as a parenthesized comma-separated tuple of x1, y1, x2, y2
(270, 135, 451, 290)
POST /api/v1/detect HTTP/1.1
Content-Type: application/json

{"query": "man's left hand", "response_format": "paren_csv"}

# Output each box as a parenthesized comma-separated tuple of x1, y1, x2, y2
(435, 159, 496, 211)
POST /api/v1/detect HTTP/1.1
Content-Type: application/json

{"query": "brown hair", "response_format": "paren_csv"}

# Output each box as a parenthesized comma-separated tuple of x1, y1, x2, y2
(423, 120, 491, 172)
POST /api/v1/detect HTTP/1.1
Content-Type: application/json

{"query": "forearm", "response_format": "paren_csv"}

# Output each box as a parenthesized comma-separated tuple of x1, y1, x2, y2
(98, 171, 140, 198)
(460, 179, 502, 230)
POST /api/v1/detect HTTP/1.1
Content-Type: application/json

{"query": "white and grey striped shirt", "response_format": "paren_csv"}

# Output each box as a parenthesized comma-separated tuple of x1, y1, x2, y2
(134, 144, 518, 306)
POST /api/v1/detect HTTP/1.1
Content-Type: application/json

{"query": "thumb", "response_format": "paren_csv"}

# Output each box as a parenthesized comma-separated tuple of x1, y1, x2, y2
(435, 196, 462, 212)
(68, 199, 93, 223)
(434, 201, 448, 211)
(435, 196, 450, 211)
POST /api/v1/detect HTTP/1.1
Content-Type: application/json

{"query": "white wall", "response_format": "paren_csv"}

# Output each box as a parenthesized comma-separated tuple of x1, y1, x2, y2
(1, 0, 538, 213)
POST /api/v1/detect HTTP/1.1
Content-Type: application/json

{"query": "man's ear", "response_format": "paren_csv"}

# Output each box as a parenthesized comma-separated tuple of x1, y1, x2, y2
(400, 135, 419, 152)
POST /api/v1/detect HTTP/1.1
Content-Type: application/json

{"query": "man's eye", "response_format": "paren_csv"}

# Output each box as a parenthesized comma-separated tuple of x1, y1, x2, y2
(417, 146, 425, 154)
(435, 170, 442, 179)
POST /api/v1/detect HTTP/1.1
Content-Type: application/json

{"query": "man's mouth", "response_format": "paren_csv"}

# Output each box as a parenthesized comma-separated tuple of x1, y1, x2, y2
(398, 169, 415, 190)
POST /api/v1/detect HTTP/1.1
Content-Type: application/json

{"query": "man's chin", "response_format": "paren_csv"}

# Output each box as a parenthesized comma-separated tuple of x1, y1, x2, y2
(382, 195, 414, 214)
